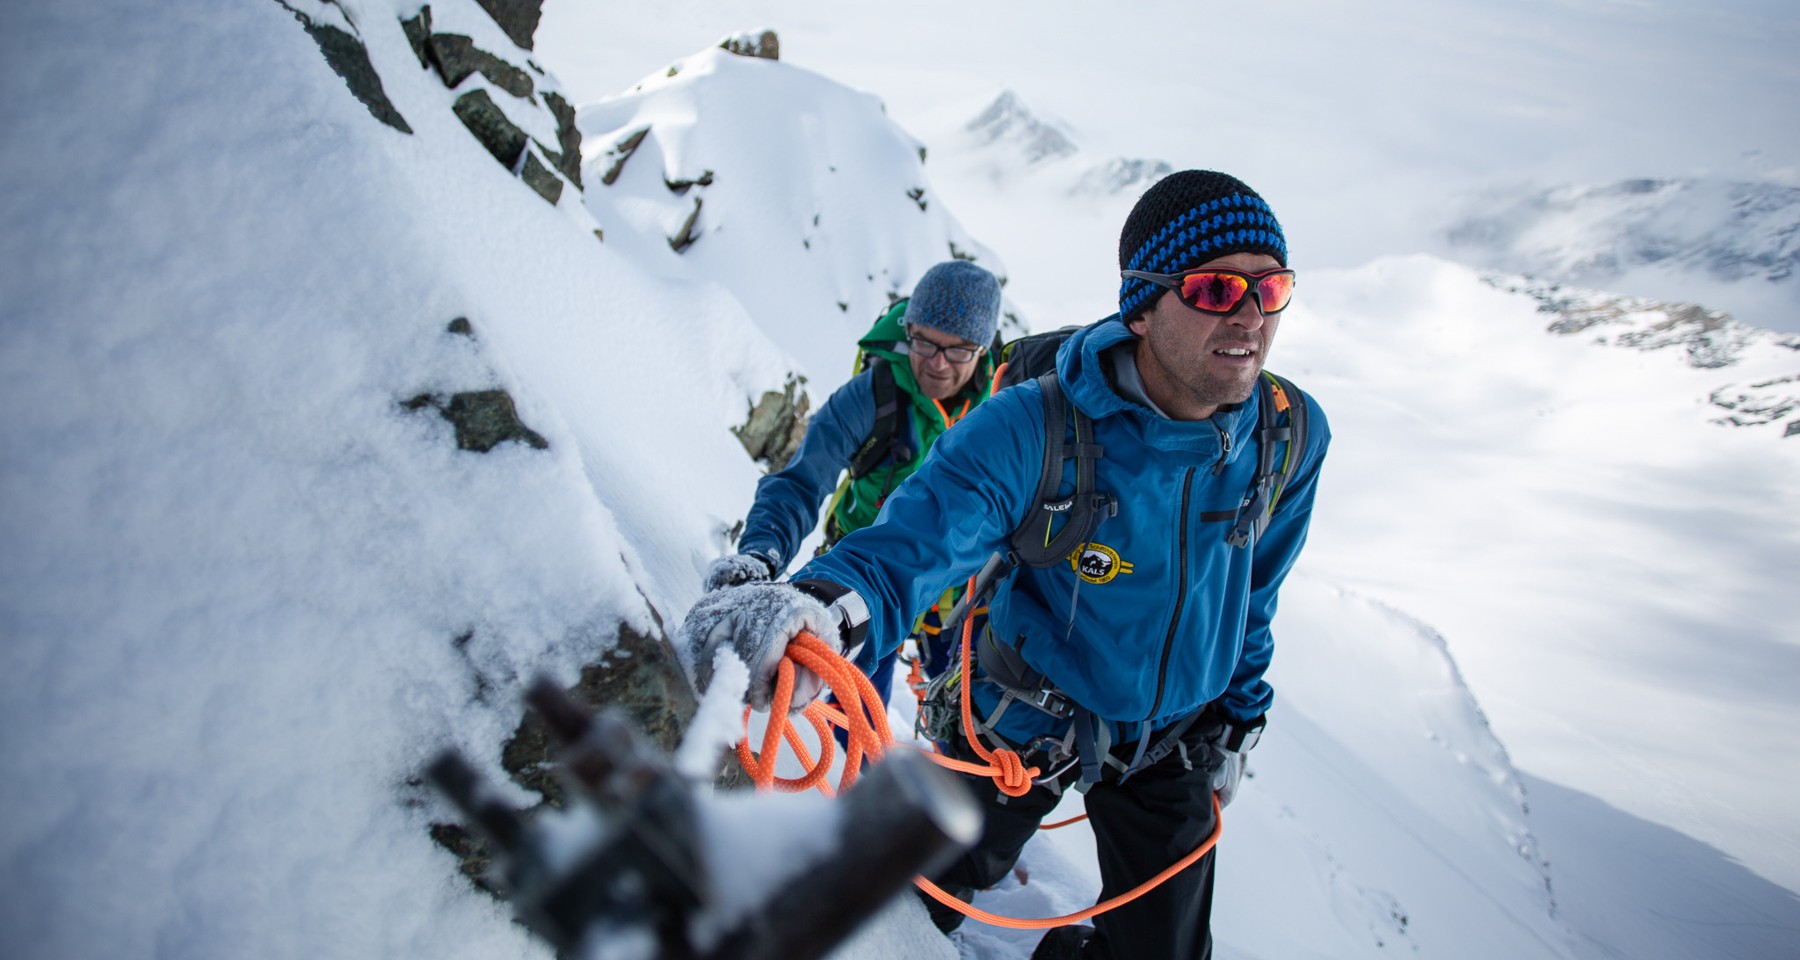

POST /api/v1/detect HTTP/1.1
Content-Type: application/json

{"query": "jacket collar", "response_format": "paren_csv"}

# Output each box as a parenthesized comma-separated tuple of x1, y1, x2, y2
(1058, 315, 1258, 462)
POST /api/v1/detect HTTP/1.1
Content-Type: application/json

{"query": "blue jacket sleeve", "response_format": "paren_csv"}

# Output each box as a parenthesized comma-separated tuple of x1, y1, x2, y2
(792, 386, 1044, 672)
(738, 372, 877, 570)
(1224, 394, 1332, 722)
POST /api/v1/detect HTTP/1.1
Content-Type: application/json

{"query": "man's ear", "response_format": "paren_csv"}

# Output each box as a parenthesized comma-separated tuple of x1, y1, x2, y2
(1125, 311, 1149, 337)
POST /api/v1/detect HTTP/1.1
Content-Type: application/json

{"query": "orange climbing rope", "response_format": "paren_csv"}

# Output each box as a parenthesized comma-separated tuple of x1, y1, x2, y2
(732, 586, 1225, 928)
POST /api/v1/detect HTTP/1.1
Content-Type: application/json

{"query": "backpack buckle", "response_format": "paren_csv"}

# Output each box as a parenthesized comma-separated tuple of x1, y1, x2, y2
(1020, 683, 1074, 718)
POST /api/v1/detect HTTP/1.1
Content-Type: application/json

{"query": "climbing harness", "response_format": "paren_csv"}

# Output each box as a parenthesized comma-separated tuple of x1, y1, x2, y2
(733, 578, 1225, 929)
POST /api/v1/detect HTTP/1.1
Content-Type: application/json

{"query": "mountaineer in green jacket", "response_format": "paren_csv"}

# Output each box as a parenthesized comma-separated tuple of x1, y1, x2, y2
(702, 260, 1003, 705)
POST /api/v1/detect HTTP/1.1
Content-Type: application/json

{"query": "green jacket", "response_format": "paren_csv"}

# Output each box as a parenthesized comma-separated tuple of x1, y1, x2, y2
(738, 299, 997, 570)
(827, 299, 998, 540)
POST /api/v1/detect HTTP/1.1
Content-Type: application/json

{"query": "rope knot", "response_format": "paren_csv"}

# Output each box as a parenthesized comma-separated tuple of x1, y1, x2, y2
(989, 748, 1034, 797)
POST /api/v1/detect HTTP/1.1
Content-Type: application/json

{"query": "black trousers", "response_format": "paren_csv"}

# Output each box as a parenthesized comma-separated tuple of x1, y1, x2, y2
(923, 718, 1222, 960)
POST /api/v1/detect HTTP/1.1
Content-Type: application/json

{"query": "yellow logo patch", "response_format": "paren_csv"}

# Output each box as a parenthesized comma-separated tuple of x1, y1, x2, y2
(1070, 542, 1135, 584)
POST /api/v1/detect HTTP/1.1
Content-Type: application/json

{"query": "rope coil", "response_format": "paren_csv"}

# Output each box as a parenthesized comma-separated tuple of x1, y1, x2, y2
(730, 588, 1224, 928)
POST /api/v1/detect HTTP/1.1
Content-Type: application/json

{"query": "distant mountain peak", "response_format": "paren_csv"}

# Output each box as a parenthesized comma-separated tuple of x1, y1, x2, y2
(1072, 157, 1171, 196)
(967, 90, 1077, 164)
(959, 91, 1170, 198)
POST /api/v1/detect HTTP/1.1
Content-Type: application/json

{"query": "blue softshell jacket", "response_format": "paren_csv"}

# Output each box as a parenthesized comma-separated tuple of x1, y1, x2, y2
(792, 316, 1331, 745)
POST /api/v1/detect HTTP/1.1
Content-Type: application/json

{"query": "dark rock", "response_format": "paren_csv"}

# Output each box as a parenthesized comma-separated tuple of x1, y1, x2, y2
(443, 389, 549, 452)
(669, 197, 703, 252)
(1708, 375, 1799, 428)
(473, 0, 542, 50)
(520, 151, 563, 205)
(401, 5, 432, 69)
(428, 822, 503, 896)
(719, 29, 780, 60)
(426, 33, 534, 99)
(452, 89, 527, 167)
(447, 317, 474, 336)
(907, 186, 927, 211)
(281, 6, 413, 134)
(664, 170, 713, 194)
(541, 92, 583, 187)
(732, 375, 810, 470)
(600, 127, 650, 186)
(498, 618, 748, 809)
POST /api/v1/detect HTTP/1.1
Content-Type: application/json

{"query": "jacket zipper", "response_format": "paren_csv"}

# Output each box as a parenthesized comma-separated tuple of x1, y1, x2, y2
(1147, 466, 1196, 721)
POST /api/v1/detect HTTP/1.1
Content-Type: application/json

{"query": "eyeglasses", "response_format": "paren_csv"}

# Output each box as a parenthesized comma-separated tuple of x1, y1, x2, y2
(907, 334, 982, 364)
(1121, 267, 1297, 316)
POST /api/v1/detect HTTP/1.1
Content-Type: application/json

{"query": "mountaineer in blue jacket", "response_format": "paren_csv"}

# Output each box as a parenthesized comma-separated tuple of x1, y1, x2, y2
(681, 170, 1330, 960)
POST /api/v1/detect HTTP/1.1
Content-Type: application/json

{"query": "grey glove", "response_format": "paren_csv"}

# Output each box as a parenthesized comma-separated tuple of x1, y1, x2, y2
(702, 551, 778, 592)
(1207, 715, 1265, 808)
(678, 581, 838, 713)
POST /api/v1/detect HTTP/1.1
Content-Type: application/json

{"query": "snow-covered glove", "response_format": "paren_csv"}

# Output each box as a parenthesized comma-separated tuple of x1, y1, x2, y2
(679, 581, 840, 713)
(702, 551, 778, 592)
(1206, 715, 1265, 808)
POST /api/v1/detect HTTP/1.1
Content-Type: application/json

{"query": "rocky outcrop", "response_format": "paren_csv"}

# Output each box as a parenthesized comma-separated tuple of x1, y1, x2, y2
(472, 0, 543, 50)
(279, 2, 580, 207)
(598, 127, 650, 186)
(718, 29, 780, 60)
(1491, 275, 1800, 437)
(541, 92, 582, 187)
(1496, 275, 1762, 369)
(452, 89, 529, 167)
(402, 319, 551, 453)
(1710, 376, 1799, 433)
(280, 3, 412, 133)
(732, 375, 810, 471)
(423, 32, 535, 98)
(404, 5, 580, 205)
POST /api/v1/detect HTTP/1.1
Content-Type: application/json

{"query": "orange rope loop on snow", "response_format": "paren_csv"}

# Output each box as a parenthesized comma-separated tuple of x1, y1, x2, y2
(913, 794, 1222, 930)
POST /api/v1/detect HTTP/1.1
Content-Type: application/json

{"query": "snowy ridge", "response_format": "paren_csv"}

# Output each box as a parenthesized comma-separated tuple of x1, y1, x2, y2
(577, 49, 1018, 385)
(1443, 177, 1800, 333)
(1484, 273, 1800, 438)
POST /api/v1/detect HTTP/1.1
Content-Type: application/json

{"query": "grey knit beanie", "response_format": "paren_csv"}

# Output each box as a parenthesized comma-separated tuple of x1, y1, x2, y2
(906, 261, 1002, 347)
(1117, 170, 1287, 320)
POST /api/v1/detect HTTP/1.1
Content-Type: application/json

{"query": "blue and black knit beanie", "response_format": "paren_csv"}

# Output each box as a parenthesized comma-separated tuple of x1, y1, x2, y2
(1118, 170, 1288, 320)
(906, 261, 1002, 347)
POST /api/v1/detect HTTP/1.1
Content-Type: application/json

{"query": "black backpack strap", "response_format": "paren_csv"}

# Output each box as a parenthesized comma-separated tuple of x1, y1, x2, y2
(846, 360, 907, 480)
(1007, 373, 1116, 568)
(1226, 372, 1309, 548)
